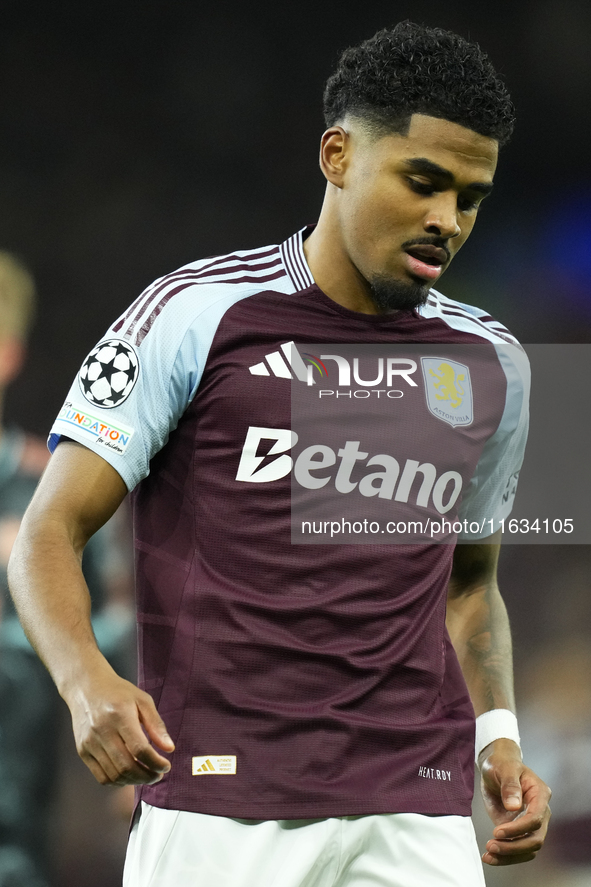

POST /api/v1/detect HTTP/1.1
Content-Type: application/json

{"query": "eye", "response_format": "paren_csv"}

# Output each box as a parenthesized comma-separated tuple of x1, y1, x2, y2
(457, 194, 481, 213)
(407, 177, 436, 196)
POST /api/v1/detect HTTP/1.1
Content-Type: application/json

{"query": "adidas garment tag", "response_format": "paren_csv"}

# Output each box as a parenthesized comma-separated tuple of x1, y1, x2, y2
(192, 756, 237, 775)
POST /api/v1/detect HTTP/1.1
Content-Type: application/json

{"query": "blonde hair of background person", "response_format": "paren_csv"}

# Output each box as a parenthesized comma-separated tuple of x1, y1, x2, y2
(0, 251, 36, 418)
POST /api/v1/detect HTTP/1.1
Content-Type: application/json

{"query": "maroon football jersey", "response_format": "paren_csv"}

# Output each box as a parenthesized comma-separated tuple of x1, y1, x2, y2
(50, 228, 529, 818)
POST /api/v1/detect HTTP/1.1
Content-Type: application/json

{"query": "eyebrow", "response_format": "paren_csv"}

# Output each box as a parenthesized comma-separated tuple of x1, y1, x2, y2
(403, 157, 494, 196)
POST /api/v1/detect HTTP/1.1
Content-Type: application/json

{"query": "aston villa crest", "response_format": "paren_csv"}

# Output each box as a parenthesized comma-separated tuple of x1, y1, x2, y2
(421, 357, 473, 428)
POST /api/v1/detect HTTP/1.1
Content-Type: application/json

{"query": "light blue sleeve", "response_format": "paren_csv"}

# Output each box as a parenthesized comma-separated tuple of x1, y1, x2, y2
(48, 278, 268, 490)
(457, 343, 530, 540)
(48, 316, 203, 491)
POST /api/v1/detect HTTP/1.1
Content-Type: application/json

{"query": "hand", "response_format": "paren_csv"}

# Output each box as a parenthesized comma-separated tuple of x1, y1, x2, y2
(479, 738, 551, 866)
(64, 661, 175, 786)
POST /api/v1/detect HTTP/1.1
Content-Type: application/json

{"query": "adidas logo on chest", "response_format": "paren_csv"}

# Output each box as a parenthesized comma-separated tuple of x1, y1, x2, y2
(248, 341, 310, 382)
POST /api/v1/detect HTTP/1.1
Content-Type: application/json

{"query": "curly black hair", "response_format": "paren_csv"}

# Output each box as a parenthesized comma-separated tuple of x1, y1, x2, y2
(323, 22, 515, 145)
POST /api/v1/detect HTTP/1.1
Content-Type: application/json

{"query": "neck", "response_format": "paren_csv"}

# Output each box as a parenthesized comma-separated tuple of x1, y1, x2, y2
(303, 199, 381, 315)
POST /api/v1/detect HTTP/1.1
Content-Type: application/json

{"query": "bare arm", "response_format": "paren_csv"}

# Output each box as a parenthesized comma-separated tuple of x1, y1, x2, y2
(8, 440, 174, 785)
(447, 531, 514, 717)
(447, 532, 551, 866)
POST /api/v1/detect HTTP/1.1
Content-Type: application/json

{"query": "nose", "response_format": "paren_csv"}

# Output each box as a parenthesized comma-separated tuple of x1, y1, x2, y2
(423, 197, 461, 239)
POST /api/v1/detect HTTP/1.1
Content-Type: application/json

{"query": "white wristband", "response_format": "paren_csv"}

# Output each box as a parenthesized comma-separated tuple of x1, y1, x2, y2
(475, 709, 521, 764)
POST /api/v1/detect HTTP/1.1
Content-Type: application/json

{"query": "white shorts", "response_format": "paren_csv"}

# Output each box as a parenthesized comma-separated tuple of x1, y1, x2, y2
(123, 802, 485, 887)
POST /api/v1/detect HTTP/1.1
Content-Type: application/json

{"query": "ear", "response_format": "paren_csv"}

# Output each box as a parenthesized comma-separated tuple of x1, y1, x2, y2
(318, 126, 350, 188)
(0, 338, 26, 387)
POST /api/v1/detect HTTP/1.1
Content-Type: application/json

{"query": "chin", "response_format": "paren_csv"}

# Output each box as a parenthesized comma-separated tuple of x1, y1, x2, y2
(369, 274, 431, 313)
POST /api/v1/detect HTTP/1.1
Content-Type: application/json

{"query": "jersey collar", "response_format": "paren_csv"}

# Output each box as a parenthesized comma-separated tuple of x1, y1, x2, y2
(279, 226, 315, 292)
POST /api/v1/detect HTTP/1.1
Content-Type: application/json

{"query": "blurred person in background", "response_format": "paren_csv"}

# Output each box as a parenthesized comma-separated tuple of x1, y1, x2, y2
(469, 544, 591, 887)
(516, 645, 591, 886)
(0, 252, 134, 886)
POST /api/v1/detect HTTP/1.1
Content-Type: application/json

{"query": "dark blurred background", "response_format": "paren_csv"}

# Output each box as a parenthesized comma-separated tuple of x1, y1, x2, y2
(0, 1, 590, 885)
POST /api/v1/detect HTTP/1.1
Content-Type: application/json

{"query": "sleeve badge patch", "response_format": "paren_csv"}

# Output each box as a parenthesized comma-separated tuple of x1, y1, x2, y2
(78, 338, 139, 409)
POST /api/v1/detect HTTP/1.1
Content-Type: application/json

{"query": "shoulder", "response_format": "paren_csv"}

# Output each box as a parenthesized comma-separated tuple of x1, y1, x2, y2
(68, 239, 302, 425)
(419, 289, 529, 405)
(418, 289, 520, 346)
(111, 241, 295, 349)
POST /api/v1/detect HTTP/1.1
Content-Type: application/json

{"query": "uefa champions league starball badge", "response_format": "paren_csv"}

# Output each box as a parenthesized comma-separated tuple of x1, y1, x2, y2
(78, 338, 139, 408)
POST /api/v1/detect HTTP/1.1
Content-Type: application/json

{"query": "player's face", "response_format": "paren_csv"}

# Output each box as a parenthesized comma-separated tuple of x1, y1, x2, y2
(334, 114, 498, 308)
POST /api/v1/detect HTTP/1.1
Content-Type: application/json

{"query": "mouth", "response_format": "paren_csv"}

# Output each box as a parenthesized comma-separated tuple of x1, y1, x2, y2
(403, 244, 449, 282)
